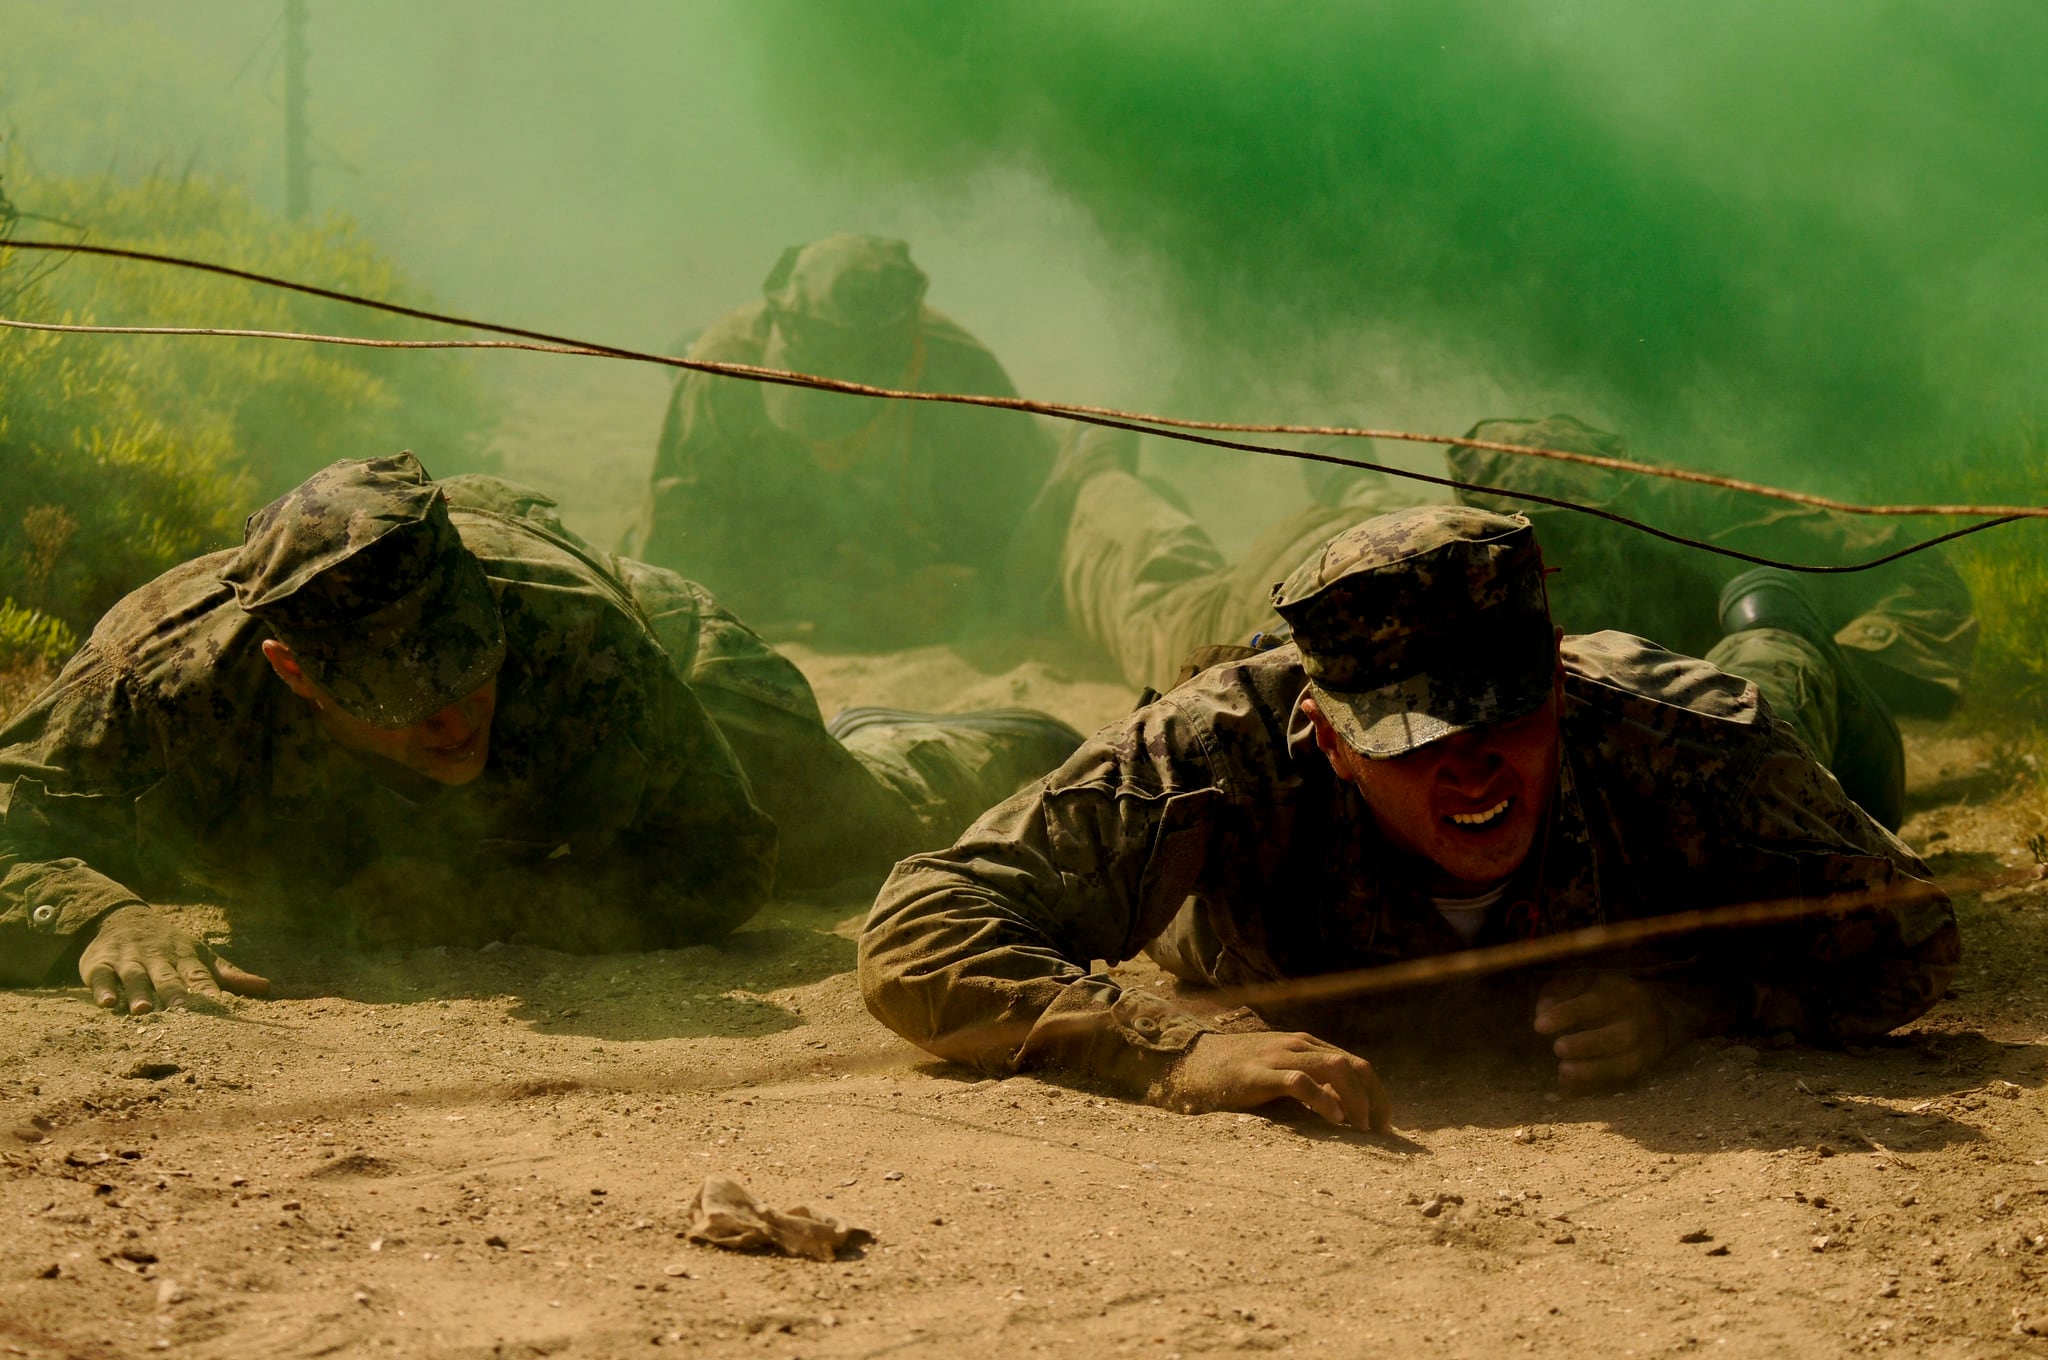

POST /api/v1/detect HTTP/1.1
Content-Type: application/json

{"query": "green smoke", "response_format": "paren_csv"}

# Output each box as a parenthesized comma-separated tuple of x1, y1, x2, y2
(740, 1, 2048, 490)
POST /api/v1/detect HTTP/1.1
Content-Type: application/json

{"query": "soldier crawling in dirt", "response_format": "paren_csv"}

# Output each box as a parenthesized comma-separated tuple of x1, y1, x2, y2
(628, 233, 1056, 649)
(859, 506, 1960, 1129)
(1038, 415, 1977, 833)
(0, 454, 1080, 1012)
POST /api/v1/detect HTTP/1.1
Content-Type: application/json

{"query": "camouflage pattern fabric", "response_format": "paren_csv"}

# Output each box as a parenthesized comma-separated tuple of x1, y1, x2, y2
(1060, 464, 1427, 693)
(859, 632, 1959, 1094)
(629, 235, 1056, 647)
(223, 453, 505, 728)
(1450, 416, 1977, 718)
(1269, 507, 1557, 756)
(0, 496, 781, 985)
(1058, 417, 1973, 771)
(440, 476, 928, 886)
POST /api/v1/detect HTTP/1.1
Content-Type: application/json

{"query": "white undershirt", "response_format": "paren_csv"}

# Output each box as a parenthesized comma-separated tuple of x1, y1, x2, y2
(1430, 882, 1509, 944)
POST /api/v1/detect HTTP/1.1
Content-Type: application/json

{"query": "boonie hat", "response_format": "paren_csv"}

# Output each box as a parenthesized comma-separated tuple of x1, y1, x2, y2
(1272, 505, 1557, 758)
(221, 453, 505, 728)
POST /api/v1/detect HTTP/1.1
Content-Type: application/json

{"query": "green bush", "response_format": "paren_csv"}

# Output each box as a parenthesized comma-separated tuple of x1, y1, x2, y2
(0, 166, 495, 639)
(1943, 418, 2048, 722)
(0, 596, 75, 667)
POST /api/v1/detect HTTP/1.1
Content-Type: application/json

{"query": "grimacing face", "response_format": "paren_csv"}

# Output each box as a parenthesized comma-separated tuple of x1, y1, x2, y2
(260, 639, 497, 786)
(1304, 684, 1563, 894)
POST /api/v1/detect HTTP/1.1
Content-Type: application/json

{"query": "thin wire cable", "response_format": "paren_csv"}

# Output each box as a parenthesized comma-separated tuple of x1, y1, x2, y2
(0, 315, 2029, 576)
(4, 241, 2044, 572)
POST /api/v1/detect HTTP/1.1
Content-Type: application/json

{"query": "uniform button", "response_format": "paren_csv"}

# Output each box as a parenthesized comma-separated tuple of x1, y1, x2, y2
(30, 904, 57, 926)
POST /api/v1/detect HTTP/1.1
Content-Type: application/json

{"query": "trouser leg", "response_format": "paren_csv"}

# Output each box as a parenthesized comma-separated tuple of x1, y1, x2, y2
(1061, 470, 1241, 691)
(832, 710, 1084, 846)
(1706, 627, 1840, 765)
(1061, 469, 1406, 693)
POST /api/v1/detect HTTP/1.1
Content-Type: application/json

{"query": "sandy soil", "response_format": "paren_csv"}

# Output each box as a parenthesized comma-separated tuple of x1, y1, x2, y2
(7, 371, 2048, 1357)
(3, 671, 2047, 1360)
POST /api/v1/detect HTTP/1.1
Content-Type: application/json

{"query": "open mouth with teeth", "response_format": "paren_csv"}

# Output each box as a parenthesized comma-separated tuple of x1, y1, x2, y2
(1445, 796, 1511, 830)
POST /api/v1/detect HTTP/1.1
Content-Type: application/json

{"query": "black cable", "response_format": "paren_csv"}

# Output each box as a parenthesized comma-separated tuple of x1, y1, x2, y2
(2, 239, 2036, 574)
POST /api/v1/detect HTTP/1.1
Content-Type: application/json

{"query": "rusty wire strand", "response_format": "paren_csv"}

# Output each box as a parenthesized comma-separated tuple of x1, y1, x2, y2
(3, 241, 2043, 574)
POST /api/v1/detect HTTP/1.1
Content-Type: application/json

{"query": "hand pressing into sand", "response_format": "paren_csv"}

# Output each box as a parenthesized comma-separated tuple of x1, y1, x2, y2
(1156, 1030, 1394, 1132)
(1535, 971, 1669, 1092)
(78, 904, 270, 1015)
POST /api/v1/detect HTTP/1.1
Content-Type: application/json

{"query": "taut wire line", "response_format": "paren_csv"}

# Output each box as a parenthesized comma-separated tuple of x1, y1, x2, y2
(3, 240, 2044, 575)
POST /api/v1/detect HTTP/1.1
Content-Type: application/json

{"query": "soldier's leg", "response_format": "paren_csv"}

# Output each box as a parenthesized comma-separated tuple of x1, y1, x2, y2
(827, 708, 1085, 846)
(1710, 506, 1979, 719)
(1706, 628, 1841, 764)
(1059, 432, 1428, 692)
(1716, 568, 1904, 829)
(613, 559, 931, 890)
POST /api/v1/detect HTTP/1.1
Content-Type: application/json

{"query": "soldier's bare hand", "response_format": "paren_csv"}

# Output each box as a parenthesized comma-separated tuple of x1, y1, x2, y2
(1534, 971, 1668, 1092)
(1156, 1030, 1393, 1132)
(77, 905, 271, 1016)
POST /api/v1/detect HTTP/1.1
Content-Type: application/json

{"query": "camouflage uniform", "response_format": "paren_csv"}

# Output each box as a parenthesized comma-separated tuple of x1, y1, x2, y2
(862, 508, 1958, 1094)
(1054, 427, 1432, 694)
(1057, 418, 1974, 819)
(0, 459, 1068, 988)
(630, 234, 1056, 646)
(1447, 416, 1978, 727)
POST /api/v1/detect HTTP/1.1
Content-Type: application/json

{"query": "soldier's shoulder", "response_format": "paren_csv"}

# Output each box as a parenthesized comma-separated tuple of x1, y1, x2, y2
(916, 307, 1020, 390)
(1560, 630, 1771, 803)
(89, 551, 259, 682)
(1136, 643, 1313, 793)
(1562, 630, 1760, 724)
(683, 303, 772, 364)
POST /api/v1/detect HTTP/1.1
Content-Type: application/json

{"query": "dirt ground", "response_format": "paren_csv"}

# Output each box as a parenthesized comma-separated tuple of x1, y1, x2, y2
(5, 367, 2048, 1358)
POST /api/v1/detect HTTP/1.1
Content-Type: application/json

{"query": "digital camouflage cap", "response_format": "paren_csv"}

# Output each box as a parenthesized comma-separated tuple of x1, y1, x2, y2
(1272, 505, 1557, 758)
(220, 453, 505, 728)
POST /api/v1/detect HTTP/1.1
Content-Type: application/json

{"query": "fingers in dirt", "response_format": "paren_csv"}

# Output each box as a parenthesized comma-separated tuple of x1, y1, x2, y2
(213, 958, 271, 997)
(116, 960, 155, 1015)
(1551, 1019, 1642, 1062)
(1293, 1049, 1394, 1132)
(87, 963, 122, 1010)
(1277, 1069, 1348, 1126)
(1558, 1052, 1644, 1092)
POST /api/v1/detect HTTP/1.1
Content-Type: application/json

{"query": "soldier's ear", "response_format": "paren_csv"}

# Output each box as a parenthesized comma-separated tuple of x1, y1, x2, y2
(1300, 696, 1363, 787)
(761, 245, 803, 299)
(260, 638, 322, 704)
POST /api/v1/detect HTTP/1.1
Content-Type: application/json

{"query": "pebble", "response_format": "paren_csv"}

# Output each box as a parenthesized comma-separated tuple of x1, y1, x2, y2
(1679, 1229, 1714, 1244)
(1725, 1045, 1760, 1064)
(883, 1170, 904, 1182)
(1877, 1281, 1900, 1298)
(1705, 1245, 1730, 1257)
(155, 1278, 187, 1307)
(1418, 1192, 1464, 1219)
(1811, 1234, 1834, 1252)
(1552, 1232, 1576, 1245)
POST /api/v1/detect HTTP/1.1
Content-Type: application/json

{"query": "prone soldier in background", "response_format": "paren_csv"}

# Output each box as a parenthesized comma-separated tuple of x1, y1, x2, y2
(1038, 415, 1976, 829)
(628, 233, 1057, 649)
(0, 455, 1080, 1012)
(861, 507, 1960, 1129)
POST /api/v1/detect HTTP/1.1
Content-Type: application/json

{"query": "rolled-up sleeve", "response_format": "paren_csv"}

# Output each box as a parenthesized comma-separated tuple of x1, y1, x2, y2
(0, 652, 161, 985)
(859, 703, 1233, 1094)
(1691, 725, 1959, 1043)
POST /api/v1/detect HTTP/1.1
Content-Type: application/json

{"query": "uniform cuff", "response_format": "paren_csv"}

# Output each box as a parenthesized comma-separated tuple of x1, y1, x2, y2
(0, 858, 144, 985)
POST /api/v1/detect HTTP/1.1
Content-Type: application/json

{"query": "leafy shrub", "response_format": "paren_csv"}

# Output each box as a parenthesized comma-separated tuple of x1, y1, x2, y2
(0, 166, 495, 647)
(1942, 418, 2048, 722)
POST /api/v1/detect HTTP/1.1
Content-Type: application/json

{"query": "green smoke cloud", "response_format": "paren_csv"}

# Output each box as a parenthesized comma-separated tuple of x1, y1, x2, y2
(740, 0, 2048, 489)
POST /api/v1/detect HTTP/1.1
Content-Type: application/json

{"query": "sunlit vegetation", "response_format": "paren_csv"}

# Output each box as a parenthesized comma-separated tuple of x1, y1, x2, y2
(0, 166, 495, 714)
